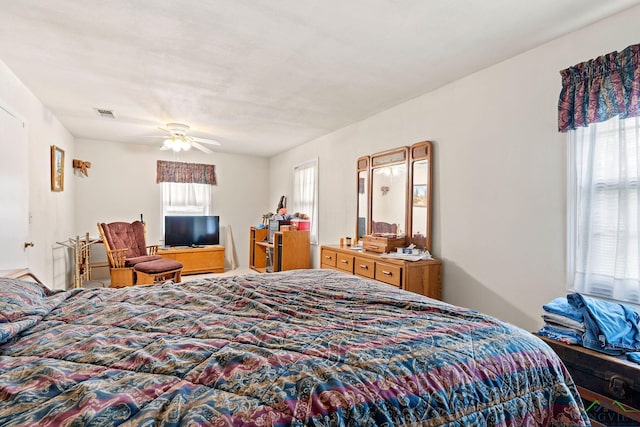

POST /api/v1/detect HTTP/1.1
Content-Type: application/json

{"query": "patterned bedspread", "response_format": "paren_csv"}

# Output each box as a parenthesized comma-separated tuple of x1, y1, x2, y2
(0, 269, 588, 426)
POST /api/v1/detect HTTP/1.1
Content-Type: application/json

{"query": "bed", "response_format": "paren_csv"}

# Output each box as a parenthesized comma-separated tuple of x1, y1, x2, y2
(0, 269, 588, 426)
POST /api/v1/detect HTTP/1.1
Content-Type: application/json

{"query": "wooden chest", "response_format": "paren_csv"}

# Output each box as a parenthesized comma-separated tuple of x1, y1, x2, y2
(538, 336, 640, 426)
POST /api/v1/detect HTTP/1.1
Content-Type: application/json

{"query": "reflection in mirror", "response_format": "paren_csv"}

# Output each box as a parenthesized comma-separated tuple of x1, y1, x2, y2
(371, 164, 407, 236)
(411, 160, 429, 249)
(357, 170, 368, 238)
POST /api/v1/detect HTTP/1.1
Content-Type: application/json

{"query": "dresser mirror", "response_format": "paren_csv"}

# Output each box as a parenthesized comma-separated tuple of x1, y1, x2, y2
(356, 157, 369, 239)
(370, 147, 408, 236)
(357, 141, 433, 252)
(409, 141, 433, 251)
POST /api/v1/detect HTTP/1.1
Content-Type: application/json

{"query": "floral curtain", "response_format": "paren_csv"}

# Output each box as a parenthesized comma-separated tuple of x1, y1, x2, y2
(558, 43, 640, 132)
(156, 160, 217, 185)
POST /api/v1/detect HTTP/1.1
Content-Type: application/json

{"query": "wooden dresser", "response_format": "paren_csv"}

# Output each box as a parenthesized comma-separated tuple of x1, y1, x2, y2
(538, 335, 640, 426)
(320, 245, 442, 300)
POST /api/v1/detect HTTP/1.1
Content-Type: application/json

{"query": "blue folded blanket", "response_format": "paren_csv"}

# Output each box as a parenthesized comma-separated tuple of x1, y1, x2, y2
(567, 293, 640, 355)
(543, 297, 583, 322)
(537, 325, 582, 345)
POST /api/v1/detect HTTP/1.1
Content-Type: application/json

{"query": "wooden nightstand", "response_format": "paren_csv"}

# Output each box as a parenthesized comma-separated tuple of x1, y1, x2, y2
(538, 335, 640, 426)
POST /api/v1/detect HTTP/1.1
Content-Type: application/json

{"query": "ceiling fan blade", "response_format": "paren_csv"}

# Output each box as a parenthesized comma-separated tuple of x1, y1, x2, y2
(191, 136, 221, 146)
(191, 141, 213, 154)
(160, 145, 171, 151)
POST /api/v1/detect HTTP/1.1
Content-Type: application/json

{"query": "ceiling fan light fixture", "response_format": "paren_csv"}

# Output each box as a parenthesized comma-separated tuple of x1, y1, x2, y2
(156, 122, 219, 153)
(163, 138, 174, 149)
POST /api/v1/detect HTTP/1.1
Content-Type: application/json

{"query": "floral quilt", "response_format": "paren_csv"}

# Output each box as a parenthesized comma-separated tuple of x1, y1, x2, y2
(0, 270, 588, 426)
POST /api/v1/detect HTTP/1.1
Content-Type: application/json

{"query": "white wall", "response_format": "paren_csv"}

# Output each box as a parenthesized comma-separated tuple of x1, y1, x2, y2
(0, 60, 76, 289)
(270, 5, 640, 331)
(74, 139, 269, 271)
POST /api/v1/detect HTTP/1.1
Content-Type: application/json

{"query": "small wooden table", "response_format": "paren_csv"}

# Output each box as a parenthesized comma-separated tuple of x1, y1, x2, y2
(538, 335, 640, 426)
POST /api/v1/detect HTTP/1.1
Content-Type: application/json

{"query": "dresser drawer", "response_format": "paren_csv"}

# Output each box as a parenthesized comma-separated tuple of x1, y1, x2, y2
(375, 262, 401, 287)
(354, 257, 375, 279)
(321, 248, 337, 268)
(336, 253, 354, 273)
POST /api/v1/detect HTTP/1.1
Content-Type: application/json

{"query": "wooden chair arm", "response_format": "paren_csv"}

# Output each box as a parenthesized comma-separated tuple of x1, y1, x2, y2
(147, 245, 159, 255)
(107, 248, 128, 268)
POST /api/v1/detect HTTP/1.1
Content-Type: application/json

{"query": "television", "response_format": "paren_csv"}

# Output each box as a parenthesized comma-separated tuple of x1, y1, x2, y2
(268, 219, 290, 243)
(164, 215, 220, 247)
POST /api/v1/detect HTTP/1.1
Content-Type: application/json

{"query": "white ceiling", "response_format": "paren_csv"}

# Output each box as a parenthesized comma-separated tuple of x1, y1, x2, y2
(1, 0, 638, 157)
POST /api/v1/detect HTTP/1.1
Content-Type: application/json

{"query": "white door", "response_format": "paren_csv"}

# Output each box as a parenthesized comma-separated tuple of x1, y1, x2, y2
(0, 104, 29, 268)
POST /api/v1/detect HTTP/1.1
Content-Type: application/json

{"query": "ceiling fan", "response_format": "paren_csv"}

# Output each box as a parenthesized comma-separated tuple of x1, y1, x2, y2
(155, 123, 221, 153)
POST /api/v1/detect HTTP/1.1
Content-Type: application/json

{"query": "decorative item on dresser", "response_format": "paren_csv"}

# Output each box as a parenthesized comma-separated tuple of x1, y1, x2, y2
(321, 245, 442, 299)
(157, 246, 225, 275)
(538, 335, 640, 426)
(249, 227, 310, 273)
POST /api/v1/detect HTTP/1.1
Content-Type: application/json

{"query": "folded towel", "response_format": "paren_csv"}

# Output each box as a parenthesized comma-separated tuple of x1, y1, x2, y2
(537, 325, 583, 345)
(567, 293, 640, 355)
(543, 297, 583, 323)
(542, 312, 586, 333)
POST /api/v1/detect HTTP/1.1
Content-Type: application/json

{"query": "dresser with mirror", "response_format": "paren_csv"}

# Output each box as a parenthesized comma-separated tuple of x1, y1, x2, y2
(321, 141, 442, 299)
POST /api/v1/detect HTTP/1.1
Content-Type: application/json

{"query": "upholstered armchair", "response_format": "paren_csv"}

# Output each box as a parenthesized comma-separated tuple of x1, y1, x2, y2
(97, 221, 182, 287)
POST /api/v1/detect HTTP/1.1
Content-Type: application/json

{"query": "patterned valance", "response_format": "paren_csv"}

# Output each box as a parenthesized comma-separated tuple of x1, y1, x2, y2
(558, 43, 640, 132)
(156, 160, 217, 185)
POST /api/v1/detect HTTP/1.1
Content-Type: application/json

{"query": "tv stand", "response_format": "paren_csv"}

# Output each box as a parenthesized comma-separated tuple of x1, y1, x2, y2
(158, 246, 225, 275)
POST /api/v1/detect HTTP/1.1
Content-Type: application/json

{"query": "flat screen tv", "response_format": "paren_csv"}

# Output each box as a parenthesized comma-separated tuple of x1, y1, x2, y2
(164, 215, 220, 247)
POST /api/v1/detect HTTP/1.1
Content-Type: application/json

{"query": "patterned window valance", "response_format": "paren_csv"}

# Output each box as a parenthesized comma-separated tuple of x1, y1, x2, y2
(558, 43, 640, 132)
(156, 160, 217, 185)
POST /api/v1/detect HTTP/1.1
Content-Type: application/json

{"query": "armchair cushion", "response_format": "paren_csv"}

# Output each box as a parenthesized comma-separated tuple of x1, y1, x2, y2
(99, 221, 148, 258)
(125, 255, 163, 267)
(134, 259, 183, 275)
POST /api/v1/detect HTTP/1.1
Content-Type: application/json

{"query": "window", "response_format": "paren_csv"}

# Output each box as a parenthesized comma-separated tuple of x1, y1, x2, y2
(161, 182, 213, 232)
(156, 160, 217, 240)
(568, 116, 640, 304)
(292, 159, 318, 244)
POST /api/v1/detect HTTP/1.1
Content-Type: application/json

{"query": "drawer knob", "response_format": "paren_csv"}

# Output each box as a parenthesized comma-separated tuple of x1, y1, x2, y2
(325, 255, 332, 259)
(341, 260, 348, 264)
(382, 270, 392, 276)
(359, 265, 368, 269)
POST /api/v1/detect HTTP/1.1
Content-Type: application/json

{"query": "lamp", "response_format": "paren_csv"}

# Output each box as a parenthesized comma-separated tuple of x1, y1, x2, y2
(163, 136, 192, 152)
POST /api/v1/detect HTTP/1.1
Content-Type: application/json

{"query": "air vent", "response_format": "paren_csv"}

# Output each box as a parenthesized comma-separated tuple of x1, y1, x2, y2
(93, 108, 115, 119)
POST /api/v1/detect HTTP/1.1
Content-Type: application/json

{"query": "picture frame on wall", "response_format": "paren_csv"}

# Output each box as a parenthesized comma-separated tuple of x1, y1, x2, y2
(51, 145, 64, 192)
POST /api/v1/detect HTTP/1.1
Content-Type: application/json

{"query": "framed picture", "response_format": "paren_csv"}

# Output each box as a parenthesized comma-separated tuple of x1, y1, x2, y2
(51, 145, 65, 192)
(412, 184, 427, 207)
